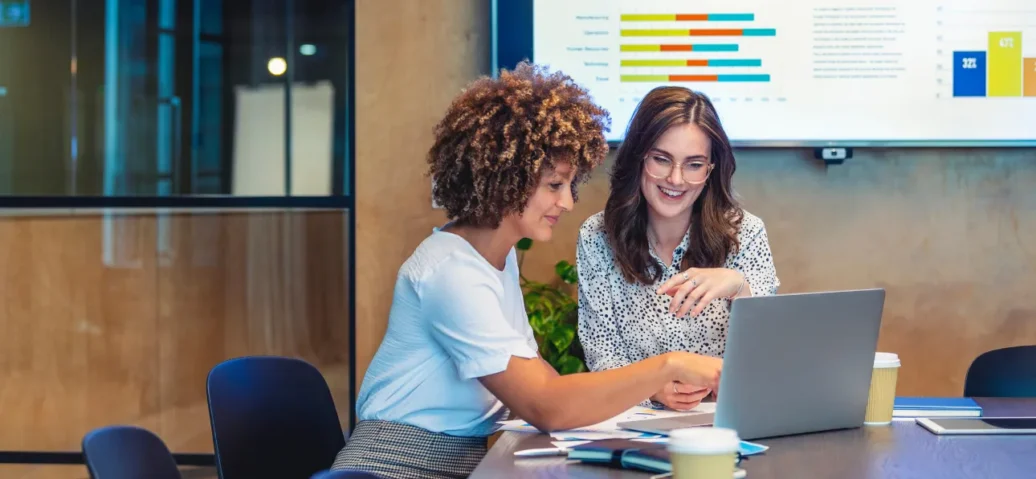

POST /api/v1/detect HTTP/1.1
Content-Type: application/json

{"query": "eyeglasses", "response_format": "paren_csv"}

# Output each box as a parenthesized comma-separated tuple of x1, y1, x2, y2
(644, 155, 714, 185)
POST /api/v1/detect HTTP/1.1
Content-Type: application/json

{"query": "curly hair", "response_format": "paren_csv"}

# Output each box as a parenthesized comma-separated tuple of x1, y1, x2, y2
(428, 61, 611, 228)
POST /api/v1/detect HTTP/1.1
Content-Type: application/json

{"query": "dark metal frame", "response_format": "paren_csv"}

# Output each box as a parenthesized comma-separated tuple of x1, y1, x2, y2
(0, 0, 357, 467)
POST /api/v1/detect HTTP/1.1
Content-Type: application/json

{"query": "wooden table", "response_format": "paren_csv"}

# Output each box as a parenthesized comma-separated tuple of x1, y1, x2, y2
(471, 398, 1036, 478)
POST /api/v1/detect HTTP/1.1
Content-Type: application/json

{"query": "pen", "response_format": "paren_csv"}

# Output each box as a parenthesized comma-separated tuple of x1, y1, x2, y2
(513, 447, 567, 457)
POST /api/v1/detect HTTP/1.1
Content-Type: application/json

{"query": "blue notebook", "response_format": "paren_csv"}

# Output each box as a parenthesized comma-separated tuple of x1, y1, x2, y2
(892, 397, 983, 417)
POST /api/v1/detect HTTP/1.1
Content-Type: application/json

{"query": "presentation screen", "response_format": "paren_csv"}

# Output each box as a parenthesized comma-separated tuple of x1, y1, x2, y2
(493, 0, 1036, 146)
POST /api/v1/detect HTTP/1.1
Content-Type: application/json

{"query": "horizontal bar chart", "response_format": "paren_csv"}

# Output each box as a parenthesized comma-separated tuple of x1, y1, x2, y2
(621, 74, 771, 82)
(619, 44, 740, 52)
(620, 13, 755, 22)
(620, 59, 762, 67)
(620, 28, 777, 37)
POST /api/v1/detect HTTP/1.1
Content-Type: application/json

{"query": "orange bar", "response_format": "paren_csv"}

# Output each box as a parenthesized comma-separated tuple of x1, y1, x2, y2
(660, 44, 694, 51)
(688, 29, 743, 36)
(686, 60, 708, 66)
(670, 74, 720, 81)
(675, 14, 708, 21)
(1025, 58, 1036, 97)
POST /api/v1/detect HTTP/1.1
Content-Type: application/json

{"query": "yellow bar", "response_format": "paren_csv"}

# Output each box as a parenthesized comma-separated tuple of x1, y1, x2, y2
(621, 59, 686, 67)
(621, 75, 670, 82)
(988, 32, 1022, 97)
(620, 44, 662, 52)
(621, 14, 676, 21)
(621, 29, 689, 37)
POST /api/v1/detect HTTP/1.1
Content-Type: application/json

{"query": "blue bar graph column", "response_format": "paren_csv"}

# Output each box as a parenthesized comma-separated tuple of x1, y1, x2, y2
(953, 51, 987, 97)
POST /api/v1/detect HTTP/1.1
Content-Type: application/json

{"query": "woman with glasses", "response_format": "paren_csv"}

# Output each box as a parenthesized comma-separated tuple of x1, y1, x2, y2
(331, 66, 724, 479)
(576, 86, 779, 412)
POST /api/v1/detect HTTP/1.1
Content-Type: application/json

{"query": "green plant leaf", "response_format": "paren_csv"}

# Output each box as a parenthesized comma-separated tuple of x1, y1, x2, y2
(555, 260, 578, 284)
(547, 323, 575, 353)
(527, 310, 546, 335)
(556, 354, 586, 375)
(517, 238, 533, 251)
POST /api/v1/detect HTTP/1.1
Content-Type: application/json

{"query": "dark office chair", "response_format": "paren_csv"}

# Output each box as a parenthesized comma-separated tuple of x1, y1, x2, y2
(207, 356, 346, 479)
(310, 469, 382, 479)
(963, 345, 1036, 397)
(82, 425, 182, 479)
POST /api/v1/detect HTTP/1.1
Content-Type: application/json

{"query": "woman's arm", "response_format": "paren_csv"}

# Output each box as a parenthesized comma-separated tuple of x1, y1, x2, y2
(737, 217, 780, 296)
(480, 352, 721, 432)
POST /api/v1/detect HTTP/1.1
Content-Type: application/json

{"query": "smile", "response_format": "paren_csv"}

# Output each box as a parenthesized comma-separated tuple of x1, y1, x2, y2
(658, 186, 687, 199)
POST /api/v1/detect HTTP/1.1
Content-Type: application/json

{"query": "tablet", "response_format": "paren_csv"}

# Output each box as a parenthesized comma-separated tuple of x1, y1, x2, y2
(916, 417, 1036, 435)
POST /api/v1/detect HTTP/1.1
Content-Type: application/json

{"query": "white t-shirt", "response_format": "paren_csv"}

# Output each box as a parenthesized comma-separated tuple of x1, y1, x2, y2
(355, 228, 539, 437)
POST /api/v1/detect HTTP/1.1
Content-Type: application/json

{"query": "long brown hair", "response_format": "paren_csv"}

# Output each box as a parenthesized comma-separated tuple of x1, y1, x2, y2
(604, 86, 742, 285)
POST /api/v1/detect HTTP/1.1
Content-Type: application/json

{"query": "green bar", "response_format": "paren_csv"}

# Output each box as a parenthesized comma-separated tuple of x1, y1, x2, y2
(620, 44, 662, 52)
(621, 29, 689, 37)
(621, 59, 686, 67)
(621, 75, 670, 82)
(620, 14, 675, 21)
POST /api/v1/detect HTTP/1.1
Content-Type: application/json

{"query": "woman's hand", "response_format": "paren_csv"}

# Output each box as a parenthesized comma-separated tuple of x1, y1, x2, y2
(664, 352, 723, 392)
(651, 381, 711, 411)
(656, 268, 747, 317)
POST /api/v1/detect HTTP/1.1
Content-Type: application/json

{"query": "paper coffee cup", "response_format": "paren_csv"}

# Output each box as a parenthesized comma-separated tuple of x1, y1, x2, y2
(668, 427, 739, 479)
(863, 352, 901, 425)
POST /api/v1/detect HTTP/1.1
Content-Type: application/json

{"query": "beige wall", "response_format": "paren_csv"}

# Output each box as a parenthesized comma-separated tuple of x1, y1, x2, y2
(356, 0, 1036, 396)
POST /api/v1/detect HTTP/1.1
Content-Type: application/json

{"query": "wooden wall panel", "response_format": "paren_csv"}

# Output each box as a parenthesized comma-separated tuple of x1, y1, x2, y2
(0, 210, 349, 455)
(354, 0, 484, 379)
(355, 0, 1036, 398)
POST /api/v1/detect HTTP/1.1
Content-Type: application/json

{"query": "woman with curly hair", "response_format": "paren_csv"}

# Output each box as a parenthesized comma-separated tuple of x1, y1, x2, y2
(330, 64, 724, 479)
(577, 86, 779, 412)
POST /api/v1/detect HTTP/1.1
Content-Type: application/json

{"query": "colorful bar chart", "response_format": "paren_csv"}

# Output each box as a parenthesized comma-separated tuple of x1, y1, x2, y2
(620, 28, 776, 37)
(621, 74, 771, 83)
(620, 44, 740, 52)
(619, 11, 775, 84)
(620, 13, 755, 22)
(620, 59, 762, 67)
(952, 31, 1033, 97)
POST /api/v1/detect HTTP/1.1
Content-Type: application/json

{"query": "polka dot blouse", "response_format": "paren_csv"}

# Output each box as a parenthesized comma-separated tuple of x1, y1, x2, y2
(576, 210, 780, 378)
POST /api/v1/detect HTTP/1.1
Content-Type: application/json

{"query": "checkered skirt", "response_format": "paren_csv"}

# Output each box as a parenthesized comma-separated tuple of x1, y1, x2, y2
(331, 420, 488, 479)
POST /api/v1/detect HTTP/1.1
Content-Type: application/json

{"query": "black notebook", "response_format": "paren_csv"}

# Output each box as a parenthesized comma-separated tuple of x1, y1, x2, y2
(568, 439, 748, 476)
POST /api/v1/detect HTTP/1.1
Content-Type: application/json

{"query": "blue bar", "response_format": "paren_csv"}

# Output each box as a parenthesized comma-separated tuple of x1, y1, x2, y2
(742, 28, 777, 36)
(708, 59, 762, 67)
(708, 14, 755, 21)
(694, 44, 740, 52)
(952, 51, 986, 97)
(717, 74, 771, 82)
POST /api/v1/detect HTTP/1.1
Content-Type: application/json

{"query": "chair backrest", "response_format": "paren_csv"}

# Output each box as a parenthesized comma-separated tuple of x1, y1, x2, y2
(310, 469, 382, 479)
(206, 356, 346, 479)
(82, 425, 181, 479)
(964, 345, 1036, 397)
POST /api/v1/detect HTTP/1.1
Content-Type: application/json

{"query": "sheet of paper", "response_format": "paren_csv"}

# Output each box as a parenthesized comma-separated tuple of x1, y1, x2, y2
(496, 402, 716, 440)
(550, 440, 591, 450)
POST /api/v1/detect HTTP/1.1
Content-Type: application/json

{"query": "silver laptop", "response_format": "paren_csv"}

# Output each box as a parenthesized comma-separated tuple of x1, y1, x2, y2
(618, 289, 885, 440)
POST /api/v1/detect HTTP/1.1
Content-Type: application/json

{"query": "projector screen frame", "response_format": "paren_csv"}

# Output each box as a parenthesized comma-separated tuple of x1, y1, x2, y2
(490, 0, 1036, 149)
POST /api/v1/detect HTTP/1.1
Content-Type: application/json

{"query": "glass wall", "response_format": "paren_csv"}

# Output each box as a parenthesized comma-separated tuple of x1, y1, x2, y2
(0, 0, 352, 197)
(0, 0, 354, 469)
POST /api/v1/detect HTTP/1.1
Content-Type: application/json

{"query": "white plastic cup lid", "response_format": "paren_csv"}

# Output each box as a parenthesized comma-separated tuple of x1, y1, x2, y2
(874, 352, 901, 368)
(667, 427, 740, 455)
